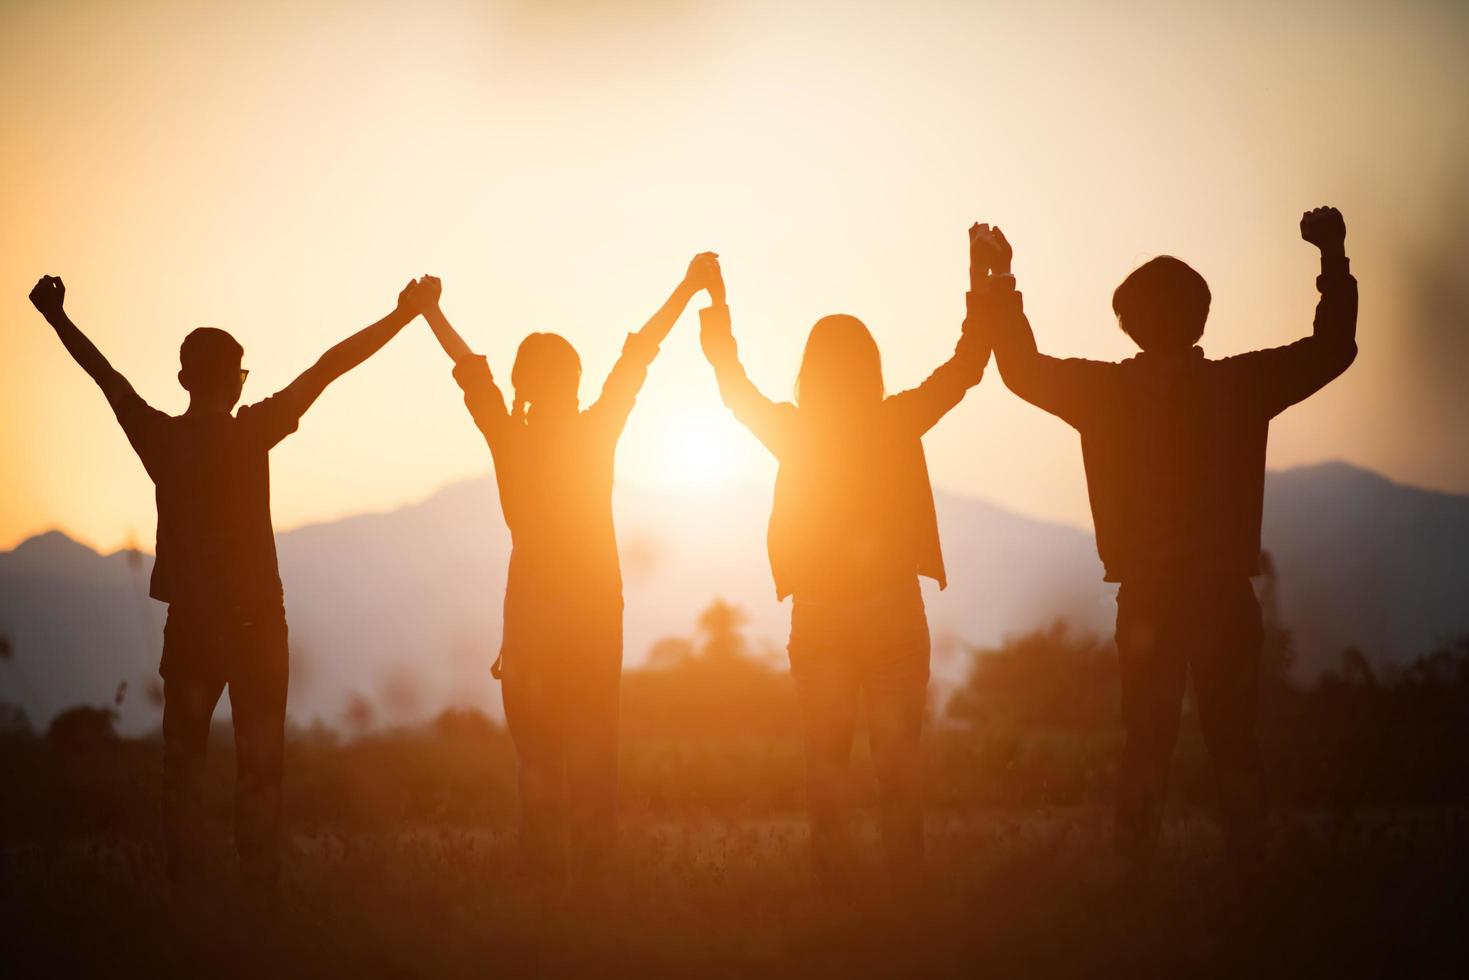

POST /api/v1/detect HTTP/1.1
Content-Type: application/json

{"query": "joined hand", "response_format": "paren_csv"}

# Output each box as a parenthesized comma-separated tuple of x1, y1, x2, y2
(969, 223, 1013, 282)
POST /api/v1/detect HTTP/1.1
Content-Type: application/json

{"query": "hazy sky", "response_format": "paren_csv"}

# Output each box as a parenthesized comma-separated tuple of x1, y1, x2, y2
(2, 0, 1466, 552)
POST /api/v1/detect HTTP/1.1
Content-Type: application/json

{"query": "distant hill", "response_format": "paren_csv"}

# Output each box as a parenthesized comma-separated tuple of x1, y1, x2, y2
(1, 462, 1465, 733)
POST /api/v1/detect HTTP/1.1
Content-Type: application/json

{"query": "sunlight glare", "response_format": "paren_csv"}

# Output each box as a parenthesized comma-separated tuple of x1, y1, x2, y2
(656, 411, 743, 488)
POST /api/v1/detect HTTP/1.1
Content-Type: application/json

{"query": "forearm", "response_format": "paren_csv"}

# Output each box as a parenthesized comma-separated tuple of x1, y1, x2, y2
(315, 309, 413, 379)
(634, 282, 698, 348)
(47, 312, 119, 385)
(975, 276, 1039, 378)
(1312, 253, 1357, 350)
(425, 306, 474, 363)
(280, 308, 412, 412)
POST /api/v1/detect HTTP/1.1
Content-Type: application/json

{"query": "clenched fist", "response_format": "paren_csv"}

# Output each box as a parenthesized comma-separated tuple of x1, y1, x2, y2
(29, 275, 66, 319)
(1300, 206, 1346, 257)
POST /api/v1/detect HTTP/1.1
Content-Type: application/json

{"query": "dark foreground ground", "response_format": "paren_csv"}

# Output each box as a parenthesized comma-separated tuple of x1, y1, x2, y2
(6, 806, 1469, 979)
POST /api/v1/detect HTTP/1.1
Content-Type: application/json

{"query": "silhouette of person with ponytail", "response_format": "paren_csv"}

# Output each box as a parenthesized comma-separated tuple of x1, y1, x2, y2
(415, 257, 718, 879)
(696, 246, 989, 890)
(27, 273, 429, 890)
(970, 209, 1357, 875)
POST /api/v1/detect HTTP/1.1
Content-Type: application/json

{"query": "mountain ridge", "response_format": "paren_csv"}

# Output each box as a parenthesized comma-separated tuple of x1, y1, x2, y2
(2, 461, 1465, 734)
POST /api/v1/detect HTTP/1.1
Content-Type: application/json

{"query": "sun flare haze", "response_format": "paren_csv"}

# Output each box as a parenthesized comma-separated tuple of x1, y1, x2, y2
(1, 0, 1466, 555)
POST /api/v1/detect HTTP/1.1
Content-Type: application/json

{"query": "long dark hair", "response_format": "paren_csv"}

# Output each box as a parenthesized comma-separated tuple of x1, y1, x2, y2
(510, 332, 581, 422)
(794, 314, 885, 413)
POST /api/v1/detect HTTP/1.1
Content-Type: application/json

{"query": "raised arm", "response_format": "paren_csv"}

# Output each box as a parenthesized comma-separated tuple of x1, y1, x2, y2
(415, 276, 474, 364)
(588, 253, 713, 432)
(274, 279, 424, 415)
(634, 252, 715, 347)
(971, 226, 1114, 427)
(696, 257, 795, 457)
(1226, 206, 1358, 417)
(29, 276, 147, 419)
(411, 276, 513, 448)
(885, 227, 992, 434)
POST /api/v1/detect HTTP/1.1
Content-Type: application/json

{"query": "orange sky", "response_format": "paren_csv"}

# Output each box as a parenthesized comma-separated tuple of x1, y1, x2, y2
(2, 0, 1466, 553)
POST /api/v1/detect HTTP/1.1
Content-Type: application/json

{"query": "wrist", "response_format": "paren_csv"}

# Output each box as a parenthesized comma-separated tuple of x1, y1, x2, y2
(1317, 241, 1345, 258)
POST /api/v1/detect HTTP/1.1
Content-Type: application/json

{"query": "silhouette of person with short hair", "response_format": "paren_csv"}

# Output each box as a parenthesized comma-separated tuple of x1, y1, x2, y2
(697, 248, 989, 889)
(415, 258, 716, 880)
(970, 208, 1358, 871)
(27, 274, 430, 888)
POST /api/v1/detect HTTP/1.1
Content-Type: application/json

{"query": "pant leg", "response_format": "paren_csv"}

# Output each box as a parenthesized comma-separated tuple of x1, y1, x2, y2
(1186, 579, 1266, 866)
(159, 611, 227, 884)
(563, 630, 623, 874)
(858, 585, 931, 882)
(789, 600, 862, 887)
(1113, 583, 1190, 862)
(225, 610, 290, 886)
(502, 665, 567, 880)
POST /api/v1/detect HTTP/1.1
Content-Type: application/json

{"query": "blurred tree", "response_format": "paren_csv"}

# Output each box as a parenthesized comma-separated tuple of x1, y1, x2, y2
(47, 705, 119, 750)
(343, 693, 376, 736)
(697, 600, 749, 662)
(0, 701, 32, 737)
(947, 621, 1118, 731)
(623, 599, 798, 740)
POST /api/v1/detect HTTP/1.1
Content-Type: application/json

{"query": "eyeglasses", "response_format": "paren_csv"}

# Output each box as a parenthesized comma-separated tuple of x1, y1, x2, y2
(239, 369, 250, 385)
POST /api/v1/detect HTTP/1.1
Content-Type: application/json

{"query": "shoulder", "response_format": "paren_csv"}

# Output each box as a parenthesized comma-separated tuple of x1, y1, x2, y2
(451, 354, 497, 395)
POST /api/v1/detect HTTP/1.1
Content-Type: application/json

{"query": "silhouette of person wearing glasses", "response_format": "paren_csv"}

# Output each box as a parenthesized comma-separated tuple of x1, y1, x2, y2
(696, 247, 989, 889)
(970, 208, 1357, 873)
(27, 274, 430, 889)
(413, 258, 717, 880)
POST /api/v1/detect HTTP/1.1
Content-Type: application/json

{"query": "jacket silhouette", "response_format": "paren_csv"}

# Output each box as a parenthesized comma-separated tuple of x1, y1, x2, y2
(698, 250, 988, 887)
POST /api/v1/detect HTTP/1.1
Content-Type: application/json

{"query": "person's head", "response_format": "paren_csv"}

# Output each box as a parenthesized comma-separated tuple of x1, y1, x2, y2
(1112, 256, 1211, 353)
(795, 314, 885, 414)
(511, 332, 582, 421)
(178, 327, 246, 411)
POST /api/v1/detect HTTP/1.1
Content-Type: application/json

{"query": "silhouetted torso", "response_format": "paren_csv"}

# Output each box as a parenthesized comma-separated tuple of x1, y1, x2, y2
(699, 303, 988, 601)
(773, 407, 944, 601)
(989, 258, 1357, 582)
(1075, 348, 1287, 581)
(452, 334, 658, 659)
(111, 390, 303, 615)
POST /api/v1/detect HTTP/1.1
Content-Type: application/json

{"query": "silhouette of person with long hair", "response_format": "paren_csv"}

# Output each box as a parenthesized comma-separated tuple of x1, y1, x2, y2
(415, 257, 717, 879)
(696, 248, 989, 889)
(970, 208, 1357, 873)
(27, 274, 430, 889)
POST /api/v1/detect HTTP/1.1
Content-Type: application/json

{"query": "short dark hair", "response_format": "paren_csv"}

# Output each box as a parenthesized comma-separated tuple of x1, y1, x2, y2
(179, 327, 244, 377)
(1112, 256, 1211, 351)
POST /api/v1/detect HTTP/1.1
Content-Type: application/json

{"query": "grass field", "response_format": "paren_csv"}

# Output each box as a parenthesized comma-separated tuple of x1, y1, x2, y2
(8, 626, 1469, 977)
(7, 805, 1469, 978)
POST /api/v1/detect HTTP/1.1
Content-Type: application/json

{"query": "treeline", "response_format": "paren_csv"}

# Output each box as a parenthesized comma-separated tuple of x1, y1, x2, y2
(4, 592, 1469, 842)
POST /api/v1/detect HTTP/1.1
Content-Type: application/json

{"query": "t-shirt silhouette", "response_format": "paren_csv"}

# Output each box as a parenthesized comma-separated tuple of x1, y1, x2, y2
(987, 257, 1357, 582)
(109, 389, 304, 617)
